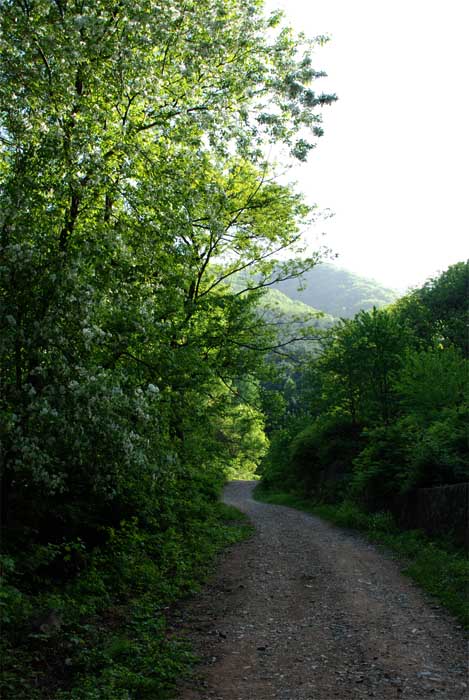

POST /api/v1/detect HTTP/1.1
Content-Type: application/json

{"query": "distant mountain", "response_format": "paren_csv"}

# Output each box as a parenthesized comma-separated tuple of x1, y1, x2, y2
(271, 263, 399, 318)
(230, 273, 336, 328)
(260, 289, 335, 329)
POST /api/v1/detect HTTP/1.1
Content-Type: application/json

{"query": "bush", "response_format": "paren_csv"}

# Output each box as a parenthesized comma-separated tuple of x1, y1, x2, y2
(351, 402, 468, 511)
(350, 421, 416, 509)
(288, 413, 363, 497)
(409, 406, 469, 489)
(260, 416, 310, 491)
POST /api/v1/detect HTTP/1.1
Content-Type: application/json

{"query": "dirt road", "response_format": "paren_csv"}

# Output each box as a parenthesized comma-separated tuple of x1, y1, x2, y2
(176, 481, 468, 699)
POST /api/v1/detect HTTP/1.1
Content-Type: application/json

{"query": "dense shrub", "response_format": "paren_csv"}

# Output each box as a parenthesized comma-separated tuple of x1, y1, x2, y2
(409, 406, 469, 489)
(260, 416, 310, 491)
(350, 420, 416, 509)
(289, 414, 363, 493)
(262, 413, 363, 499)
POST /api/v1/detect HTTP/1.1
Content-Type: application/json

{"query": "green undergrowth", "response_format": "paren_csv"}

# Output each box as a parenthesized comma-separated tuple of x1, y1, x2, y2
(253, 484, 468, 630)
(1, 502, 252, 700)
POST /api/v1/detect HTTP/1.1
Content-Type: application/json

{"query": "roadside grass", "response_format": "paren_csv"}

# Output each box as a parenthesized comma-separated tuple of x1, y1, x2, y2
(1, 501, 253, 700)
(217, 502, 253, 525)
(253, 484, 469, 631)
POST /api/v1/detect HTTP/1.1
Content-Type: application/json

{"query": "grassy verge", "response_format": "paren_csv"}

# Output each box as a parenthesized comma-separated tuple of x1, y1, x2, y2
(253, 484, 468, 631)
(1, 501, 253, 700)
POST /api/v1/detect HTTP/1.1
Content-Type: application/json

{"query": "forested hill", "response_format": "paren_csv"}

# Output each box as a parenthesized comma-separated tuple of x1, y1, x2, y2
(271, 262, 399, 317)
(261, 289, 335, 328)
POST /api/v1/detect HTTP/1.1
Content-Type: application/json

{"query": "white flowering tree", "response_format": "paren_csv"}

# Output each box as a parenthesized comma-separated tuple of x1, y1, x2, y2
(0, 0, 335, 545)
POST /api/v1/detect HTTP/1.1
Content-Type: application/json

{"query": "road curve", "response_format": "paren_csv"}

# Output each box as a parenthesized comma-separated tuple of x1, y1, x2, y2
(176, 481, 468, 699)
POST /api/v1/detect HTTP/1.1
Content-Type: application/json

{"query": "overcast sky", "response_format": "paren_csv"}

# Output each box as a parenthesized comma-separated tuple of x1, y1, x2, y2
(264, 0, 468, 292)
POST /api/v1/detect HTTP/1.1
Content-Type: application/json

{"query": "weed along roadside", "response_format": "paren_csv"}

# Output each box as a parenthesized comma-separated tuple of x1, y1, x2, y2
(0, 500, 252, 700)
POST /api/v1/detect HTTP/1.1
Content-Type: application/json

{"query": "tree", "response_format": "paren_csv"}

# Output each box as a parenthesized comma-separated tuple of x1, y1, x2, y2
(417, 261, 468, 357)
(0, 0, 335, 538)
(394, 261, 468, 357)
(319, 308, 407, 425)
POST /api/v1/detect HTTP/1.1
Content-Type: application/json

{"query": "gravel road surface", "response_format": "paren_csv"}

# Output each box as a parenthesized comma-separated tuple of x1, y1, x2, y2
(176, 481, 468, 699)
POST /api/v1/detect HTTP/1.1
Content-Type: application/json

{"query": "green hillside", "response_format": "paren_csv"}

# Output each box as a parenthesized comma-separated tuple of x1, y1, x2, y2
(229, 270, 335, 327)
(271, 263, 399, 318)
(260, 288, 335, 328)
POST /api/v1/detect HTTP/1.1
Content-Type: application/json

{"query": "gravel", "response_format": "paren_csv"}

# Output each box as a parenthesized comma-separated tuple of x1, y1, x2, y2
(175, 481, 468, 699)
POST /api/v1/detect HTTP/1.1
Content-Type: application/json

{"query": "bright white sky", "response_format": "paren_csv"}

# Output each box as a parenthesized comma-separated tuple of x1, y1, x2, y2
(264, 0, 468, 292)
